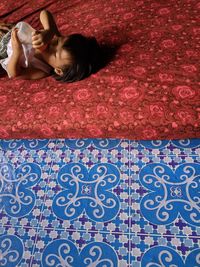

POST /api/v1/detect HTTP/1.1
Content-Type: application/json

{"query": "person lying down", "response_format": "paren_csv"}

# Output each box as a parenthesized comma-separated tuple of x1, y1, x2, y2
(0, 10, 101, 82)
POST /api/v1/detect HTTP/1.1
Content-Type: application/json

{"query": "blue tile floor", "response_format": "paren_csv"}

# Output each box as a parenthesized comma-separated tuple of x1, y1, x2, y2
(0, 138, 199, 266)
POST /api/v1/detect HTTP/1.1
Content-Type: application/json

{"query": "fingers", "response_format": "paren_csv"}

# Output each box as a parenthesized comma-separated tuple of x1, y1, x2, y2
(32, 35, 42, 42)
(11, 28, 18, 38)
(32, 31, 42, 41)
(10, 28, 22, 52)
(11, 28, 20, 43)
(32, 43, 45, 49)
(32, 36, 44, 48)
(32, 32, 44, 48)
(32, 42, 44, 49)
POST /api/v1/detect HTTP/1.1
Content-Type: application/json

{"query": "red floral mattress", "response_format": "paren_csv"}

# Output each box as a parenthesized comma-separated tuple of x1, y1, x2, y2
(0, 0, 199, 140)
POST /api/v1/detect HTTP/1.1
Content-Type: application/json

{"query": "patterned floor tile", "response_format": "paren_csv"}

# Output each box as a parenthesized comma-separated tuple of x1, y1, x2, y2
(0, 138, 199, 267)
(130, 234, 200, 267)
(135, 139, 200, 157)
(0, 156, 53, 229)
(31, 230, 129, 266)
(0, 230, 35, 267)
(130, 151, 200, 236)
(39, 154, 130, 234)
(0, 139, 57, 159)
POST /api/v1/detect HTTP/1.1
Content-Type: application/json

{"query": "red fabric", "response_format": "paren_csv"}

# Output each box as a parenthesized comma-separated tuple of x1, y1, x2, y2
(0, 0, 199, 140)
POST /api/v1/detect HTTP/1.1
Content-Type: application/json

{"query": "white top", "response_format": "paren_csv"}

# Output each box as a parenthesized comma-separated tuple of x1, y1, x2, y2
(0, 22, 52, 77)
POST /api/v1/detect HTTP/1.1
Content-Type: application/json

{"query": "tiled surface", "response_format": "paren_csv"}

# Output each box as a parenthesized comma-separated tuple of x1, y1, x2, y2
(0, 139, 199, 266)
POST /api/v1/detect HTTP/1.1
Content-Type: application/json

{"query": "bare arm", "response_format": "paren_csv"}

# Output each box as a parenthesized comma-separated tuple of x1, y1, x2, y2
(7, 28, 22, 78)
(7, 53, 21, 78)
(7, 58, 49, 80)
(32, 10, 61, 50)
(6, 17, 53, 79)
(6, 29, 49, 79)
(40, 10, 60, 36)
(16, 67, 49, 80)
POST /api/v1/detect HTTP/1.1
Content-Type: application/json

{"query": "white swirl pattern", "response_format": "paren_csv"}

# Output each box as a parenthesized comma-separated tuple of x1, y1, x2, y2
(0, 139, 49, 150)
(0, 163, 41, 217)
(42, 240, 118, 267)
(140, 163, 200, 226)
(142, 246, 200, 267)
(0, 235, 23, 267)
(52, 163, 120, 222)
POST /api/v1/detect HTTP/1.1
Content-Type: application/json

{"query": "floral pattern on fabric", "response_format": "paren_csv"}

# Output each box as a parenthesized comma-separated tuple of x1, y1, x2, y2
(0, 0, 199, 139)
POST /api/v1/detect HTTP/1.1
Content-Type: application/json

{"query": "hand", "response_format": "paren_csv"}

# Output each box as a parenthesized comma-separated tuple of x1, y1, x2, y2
(11, 28, 23, 54)
(32, 29, 53, 50)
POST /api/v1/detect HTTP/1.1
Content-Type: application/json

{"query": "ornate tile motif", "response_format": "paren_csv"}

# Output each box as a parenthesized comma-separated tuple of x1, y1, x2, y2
(0, 234, 24, 267)
(52, 163, 121, 222)
(0, 138, 199, 266)
(0, 163, 42, 217)
(141, 246, 200, 267)
(139, 163, 200, 226)
(41, 239, 118, 267)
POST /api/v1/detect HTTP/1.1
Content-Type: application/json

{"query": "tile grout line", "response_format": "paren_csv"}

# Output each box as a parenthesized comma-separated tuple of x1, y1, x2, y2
(1, 223, 199, 239)
(28, 140, 58, 267)
(128, 139, 131, 267)
(1, 153, 200, 157)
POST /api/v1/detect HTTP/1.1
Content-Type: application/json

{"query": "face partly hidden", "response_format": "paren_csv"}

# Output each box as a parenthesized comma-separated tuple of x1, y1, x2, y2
(42, 35, 72, 76)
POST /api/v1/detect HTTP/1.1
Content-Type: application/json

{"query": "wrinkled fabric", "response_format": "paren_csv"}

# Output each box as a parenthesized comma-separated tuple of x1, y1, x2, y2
(0, 22, 52, 77)
(0, 0, 199, 140)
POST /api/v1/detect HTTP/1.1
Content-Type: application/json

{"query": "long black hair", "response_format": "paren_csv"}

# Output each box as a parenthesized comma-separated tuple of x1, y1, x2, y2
(53, 34, 101, 82)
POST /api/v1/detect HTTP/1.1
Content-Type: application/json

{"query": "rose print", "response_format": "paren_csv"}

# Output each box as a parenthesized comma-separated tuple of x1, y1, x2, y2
(87, 124, 103, 136)
(176, 110, 196, 125)
(159, 73, 174, 82)
(5, 108, 18, 120)
(23, 111, 35, 122)
(149, 104, 164, 117)
(173, 86, 196, 99)
(161, 39, 176, 48)
(142, 127, 158, 139)
(150, 31, 162, 38)
(69, 108, 84, 121)
(158, 8, 171, 15)
(171, 24, 183, 31)
(96, 104, 110, 117)
(119, 86, 140, 101)
(48, 106, 62, 118)
(181, 65, 197, 74)
(73, 89, 92, 101)
(40, 125, 54, 137)
(32, 92, 47, 103)
(133, 66, 146, 77)
(119, 109, 134, 124)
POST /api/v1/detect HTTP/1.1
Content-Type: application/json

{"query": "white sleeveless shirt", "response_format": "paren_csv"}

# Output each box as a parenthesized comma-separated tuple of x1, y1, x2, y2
(0, 22, 52, 77)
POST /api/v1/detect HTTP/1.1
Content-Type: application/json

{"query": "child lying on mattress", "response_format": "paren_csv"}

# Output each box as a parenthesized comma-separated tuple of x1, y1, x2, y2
(0, 10, 100, 82)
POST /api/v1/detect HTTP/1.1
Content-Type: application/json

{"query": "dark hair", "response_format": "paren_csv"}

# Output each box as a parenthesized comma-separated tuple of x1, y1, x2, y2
(53, 34, 101, 82)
